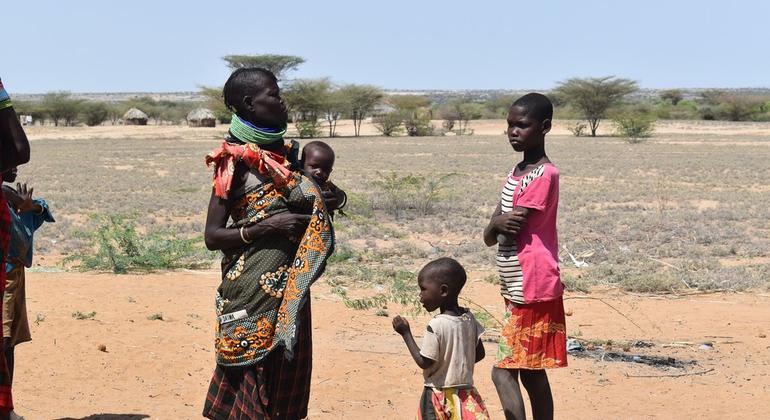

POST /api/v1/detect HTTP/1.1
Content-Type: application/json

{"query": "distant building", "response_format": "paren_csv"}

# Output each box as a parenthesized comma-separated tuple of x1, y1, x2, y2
(186, 108, 216, 128)
(123, 108, 148, 125)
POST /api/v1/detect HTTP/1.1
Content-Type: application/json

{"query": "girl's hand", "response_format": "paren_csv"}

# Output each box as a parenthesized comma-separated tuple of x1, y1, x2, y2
(15, 182, 36, 213)
(392, 315, 411, 336)
(490, 210, 528, 235)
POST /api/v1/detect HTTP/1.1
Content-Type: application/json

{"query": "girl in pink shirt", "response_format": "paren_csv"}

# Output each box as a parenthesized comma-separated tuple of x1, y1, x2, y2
(484, 93, 567, 420)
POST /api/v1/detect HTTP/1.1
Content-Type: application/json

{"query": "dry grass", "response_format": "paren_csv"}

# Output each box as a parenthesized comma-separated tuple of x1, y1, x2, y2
(22, 120, 770, 291)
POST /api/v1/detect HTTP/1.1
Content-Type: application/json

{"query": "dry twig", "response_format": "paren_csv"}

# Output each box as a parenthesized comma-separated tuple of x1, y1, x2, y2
(459, 296, 504, 328)
(564, 296, 645, 332)
(624, 368, 714, 378)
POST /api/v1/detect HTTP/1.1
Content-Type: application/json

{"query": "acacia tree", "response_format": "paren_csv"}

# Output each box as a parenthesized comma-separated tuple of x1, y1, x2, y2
(555, 76, 637, 137)
(389, 95, 434, 136)
(222, 54, 305, 80)
(283, 78, 333, 138)
(80, 101, 110, 126)
(660, 89, 684, 105)
(337, 84, 383, 136)
(320, 89, 348, 138)
(42, 91, 83, 126)
(283, 78, 332, 122)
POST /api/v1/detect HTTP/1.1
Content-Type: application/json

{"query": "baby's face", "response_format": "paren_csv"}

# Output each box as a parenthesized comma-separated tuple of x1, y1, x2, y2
(303, 149, 334, 185)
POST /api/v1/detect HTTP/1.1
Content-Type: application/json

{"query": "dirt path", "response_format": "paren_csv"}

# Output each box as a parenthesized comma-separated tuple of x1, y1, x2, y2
(13, 271, 770, 419)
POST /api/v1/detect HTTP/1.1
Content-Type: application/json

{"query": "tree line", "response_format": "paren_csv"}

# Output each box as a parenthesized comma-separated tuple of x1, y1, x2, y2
(12, 93, 197, 127)
(15, 54, 770, 137)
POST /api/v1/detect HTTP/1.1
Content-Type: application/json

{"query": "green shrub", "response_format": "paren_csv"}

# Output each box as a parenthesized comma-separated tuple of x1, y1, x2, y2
(613, 113, 655, 143)
(81, 102, 110, 126)
(403, 111, 435, 137)
(295, 120, 322, 138)
(72, 311, 96, 320)
(66, 214, 214, 273)
(371, 172, 456, 219)
(372, 112, 404, 136)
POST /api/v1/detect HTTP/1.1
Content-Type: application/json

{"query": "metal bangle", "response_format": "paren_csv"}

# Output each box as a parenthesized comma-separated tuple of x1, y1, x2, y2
(239, 226, 252, 244)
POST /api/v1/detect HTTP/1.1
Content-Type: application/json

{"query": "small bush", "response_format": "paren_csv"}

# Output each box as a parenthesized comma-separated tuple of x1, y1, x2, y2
(613, 113, 655, 143)
(72, 311, 96, 320)
(147, 313, 164, 321)
(403, 112, 435, 137)
(295, 120, 322, 138)
(371, 172, 456, 219)
(67, 214, 214, 273)
(372, 112, 404, 136)
(568, 122, 587, 137)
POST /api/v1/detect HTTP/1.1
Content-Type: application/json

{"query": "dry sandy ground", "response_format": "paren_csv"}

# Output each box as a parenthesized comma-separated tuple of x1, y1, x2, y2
(11, 270, 770, 419)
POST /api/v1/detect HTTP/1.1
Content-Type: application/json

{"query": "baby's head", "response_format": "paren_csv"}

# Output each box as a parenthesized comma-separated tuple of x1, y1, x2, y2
(507, 92, 553, 152)
(417, 257, 467, 312)
(301, 141, 335, 185)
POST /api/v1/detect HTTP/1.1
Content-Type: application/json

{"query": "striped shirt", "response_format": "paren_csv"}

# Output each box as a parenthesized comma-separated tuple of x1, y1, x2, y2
(497, 176, 524, 303)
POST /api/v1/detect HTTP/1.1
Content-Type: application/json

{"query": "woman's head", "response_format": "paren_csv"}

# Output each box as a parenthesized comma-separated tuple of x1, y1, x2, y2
(223, 68, 288, 128)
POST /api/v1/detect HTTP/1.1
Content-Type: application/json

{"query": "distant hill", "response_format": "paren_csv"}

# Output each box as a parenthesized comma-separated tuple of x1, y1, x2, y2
(14, 91, 206, 103)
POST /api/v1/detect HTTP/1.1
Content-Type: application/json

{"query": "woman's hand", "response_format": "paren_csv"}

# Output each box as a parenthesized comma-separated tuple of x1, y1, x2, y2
(253, 212, 310, 237)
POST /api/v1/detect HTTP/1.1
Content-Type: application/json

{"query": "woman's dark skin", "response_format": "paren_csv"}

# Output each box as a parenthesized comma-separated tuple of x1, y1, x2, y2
(204, 79, 309, 251)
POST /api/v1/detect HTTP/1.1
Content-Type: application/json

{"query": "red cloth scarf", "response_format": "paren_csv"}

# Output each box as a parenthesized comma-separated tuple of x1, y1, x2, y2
(205, 142, 292, 199)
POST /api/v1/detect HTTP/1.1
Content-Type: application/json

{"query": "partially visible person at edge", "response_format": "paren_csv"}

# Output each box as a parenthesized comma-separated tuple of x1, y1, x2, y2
(2, 170, 53, 420)
(483, 93, 566, 420)
(202, 67, 337, 420)
(0, 77, 31, 420)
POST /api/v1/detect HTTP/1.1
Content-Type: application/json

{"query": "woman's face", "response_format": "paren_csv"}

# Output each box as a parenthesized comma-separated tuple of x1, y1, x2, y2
(244, 80, 288, 128)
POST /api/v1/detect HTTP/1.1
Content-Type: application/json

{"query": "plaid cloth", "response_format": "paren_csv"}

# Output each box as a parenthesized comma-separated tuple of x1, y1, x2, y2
(0, 179, 14, 411)
(204, 298, 313, 420)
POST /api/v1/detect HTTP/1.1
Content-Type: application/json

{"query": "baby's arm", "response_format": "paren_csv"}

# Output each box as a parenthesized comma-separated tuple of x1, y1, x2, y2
(392, 315, 435, 369)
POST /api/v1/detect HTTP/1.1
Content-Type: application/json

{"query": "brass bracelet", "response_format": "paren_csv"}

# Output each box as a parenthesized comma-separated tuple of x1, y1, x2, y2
(239, 226, 252, 244)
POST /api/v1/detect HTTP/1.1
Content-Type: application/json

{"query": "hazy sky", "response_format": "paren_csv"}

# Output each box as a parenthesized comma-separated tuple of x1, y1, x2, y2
(2, 0, 768, 93)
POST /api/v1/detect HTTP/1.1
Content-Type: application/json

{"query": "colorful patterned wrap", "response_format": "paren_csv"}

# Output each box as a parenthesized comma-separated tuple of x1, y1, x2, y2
(418, 386, 490, 420)
(496, 297, 567, 369)
(213, 171, 334, 367)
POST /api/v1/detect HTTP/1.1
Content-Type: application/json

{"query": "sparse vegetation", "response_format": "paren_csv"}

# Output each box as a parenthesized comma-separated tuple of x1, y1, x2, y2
(72, 311, 97, 320)
(66, 214, 214, 274)
(613, 112, 656, 143)
(21, 120, 770, 295)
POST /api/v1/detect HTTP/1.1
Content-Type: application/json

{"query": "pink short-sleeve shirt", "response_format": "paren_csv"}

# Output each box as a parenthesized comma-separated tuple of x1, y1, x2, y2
(497, 163, 563, 304)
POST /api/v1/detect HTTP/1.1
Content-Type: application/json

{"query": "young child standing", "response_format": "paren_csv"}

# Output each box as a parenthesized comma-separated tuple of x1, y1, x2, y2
(484, 93, 566, 420)
(392, 257, 490, 420)
(2, 169, 54, 420)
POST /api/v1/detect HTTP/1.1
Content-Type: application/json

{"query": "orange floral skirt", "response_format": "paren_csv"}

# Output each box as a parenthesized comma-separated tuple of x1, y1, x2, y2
(495, 297, 567, 369)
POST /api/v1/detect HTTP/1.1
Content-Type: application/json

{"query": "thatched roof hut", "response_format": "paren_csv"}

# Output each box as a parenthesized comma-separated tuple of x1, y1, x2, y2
(123, 108, 148, 125)
(187, 107, 216, 128)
